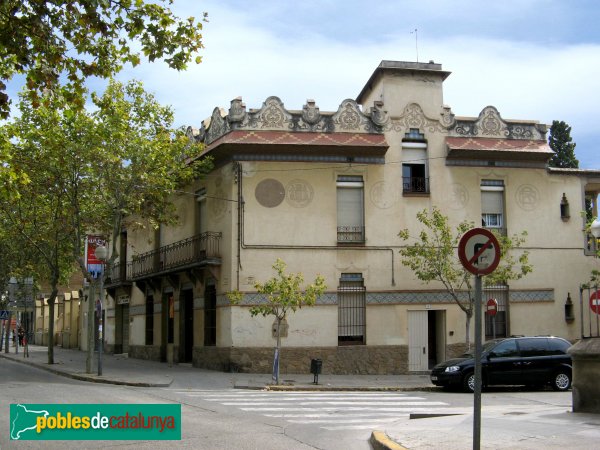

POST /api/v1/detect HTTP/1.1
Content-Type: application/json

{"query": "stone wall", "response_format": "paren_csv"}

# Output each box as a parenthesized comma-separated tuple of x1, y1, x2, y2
(193, 345, 410, 375)
(128, 344, 163, 362)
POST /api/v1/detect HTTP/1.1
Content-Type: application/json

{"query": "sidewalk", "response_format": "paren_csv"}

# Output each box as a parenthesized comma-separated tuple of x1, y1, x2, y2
(2, 345, 600, 449)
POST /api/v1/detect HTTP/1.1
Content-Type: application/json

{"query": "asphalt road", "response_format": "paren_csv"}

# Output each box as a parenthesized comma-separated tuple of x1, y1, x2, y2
(0, 358, 573, 449)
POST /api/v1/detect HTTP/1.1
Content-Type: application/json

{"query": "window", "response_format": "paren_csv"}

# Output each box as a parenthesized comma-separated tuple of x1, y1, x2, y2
(481, 180, 505, 233)
(195, 188, 207, 235)
(337, 176, 365, 243)
(338, 273, 366, 345)
(145, 295, 154, 345)
(518, 338, 550, 357)
(402, 129, 428, 194)
(489, 339, 518, 358)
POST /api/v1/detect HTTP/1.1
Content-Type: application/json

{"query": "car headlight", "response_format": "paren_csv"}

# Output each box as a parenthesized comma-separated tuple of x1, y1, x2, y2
(444, 366, 460, 373)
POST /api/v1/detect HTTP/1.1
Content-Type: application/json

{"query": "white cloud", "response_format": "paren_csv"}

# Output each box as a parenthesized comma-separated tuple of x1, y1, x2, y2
(5, 0, 599, 166)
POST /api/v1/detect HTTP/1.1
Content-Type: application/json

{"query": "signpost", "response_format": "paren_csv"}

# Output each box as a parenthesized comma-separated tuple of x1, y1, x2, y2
(458, 228, 501, 450)
(486, 298, 498, 339)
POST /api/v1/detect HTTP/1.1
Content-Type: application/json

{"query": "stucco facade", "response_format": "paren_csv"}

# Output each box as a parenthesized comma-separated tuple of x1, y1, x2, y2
(102, 60, 600, 375)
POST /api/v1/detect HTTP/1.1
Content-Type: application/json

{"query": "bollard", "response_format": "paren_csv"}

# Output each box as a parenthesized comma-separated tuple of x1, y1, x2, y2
(310, 358, 322, 384)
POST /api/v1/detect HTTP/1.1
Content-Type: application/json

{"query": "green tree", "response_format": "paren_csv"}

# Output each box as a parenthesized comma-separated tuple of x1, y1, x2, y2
(548, 120, 578, 168)
(0, 91, 87, 363)
(73, 79, 212, 277)
(0, 0, 207, 118)
(228, 259, 326, 385)
(398, 208, 532, 348)
(0, 81, 211, 364)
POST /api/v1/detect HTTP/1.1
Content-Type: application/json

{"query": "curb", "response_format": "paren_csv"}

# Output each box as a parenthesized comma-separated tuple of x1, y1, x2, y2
(370, 431, 408, 450)
(262, 385, 439, 392)
(0, 352, 172, 388)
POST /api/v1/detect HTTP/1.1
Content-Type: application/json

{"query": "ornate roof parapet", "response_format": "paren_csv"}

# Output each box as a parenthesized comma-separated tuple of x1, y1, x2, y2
(369, 101, 390, 127)
(197, 96, 387, 145)
(388, 103, 452, 134)
(450, 106, 547, 140)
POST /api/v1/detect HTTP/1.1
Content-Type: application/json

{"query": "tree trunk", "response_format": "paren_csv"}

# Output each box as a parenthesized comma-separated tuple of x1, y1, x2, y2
(275, 316, 281, 385)
(47, 289, 58, 364)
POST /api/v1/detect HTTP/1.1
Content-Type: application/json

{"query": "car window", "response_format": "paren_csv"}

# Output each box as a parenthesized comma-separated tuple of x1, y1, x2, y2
(518, 338, 550, 357)
(488, 339, 518, 357)
(548, 338, 570, 355)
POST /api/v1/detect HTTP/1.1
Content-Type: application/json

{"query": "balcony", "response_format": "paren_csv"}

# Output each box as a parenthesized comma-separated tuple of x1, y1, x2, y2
(104, 261, 132, 287)
(402, 176, 429, 194)
(104, 232, 222, 286)
(337, 226, 365, 244)
(131, 232, 222, 281)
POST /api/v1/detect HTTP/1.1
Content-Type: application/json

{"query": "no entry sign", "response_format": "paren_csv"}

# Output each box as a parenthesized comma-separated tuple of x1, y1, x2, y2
(486, 298, 498, 316)
(590, 290, 600, 315)
(458, 228, 501, 276)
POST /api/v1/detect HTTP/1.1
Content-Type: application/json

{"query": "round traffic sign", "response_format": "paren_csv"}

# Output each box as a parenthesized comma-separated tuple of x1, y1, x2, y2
(590, 290, 600, 315)
(486, 298, 498, 316)
(458, 228, 501, 275)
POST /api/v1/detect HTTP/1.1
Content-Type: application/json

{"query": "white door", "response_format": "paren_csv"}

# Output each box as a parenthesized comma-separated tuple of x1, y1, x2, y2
(408, 310, 428, 371)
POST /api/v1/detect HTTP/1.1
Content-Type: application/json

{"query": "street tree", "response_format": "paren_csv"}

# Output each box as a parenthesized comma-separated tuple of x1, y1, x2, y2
(228, 259, 326, 384)
(0, 90, 90, 363)
(548, 120, 578, 169)
(72, 79, 212, 278)
(1, 81, 211, 364)
(0, 0, 208, 119)
(398, 208, 532, 348)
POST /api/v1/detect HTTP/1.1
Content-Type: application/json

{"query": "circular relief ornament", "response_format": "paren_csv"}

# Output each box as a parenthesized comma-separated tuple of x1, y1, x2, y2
(515, 184, 540, 211)
(285, 179, 314, 208)
(445, 183, 469, 210)
(255, 178, 285, 208)
(370, 181, 396, 209)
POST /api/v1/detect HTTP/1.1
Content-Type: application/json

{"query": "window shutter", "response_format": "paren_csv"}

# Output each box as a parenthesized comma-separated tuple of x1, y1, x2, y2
(481, 191, 503, 214)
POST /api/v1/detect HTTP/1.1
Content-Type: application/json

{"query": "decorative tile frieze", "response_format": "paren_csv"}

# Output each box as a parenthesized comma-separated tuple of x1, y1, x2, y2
(217, 289, 554, 308)
(510, 289, 554, 302)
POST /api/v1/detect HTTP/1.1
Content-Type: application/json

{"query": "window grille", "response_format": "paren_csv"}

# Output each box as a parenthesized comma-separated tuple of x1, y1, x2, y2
(338, 274, 366, 345)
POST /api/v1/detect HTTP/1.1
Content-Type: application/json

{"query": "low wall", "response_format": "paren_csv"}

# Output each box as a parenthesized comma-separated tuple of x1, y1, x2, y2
(193, 345, 410, 375)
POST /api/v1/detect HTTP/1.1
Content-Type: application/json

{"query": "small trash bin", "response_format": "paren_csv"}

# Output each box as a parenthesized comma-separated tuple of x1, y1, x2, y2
(310, 358, 322, 384)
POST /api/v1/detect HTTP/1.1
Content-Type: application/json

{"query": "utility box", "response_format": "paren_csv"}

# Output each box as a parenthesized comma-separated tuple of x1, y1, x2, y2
(272, 319, 288, 338)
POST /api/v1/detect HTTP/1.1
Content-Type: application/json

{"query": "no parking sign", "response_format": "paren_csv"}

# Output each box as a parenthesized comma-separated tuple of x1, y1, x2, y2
(458, 228, 501, 275)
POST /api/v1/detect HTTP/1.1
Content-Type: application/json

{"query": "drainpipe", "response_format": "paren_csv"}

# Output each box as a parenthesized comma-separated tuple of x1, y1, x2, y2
(236, 162, 243, 291)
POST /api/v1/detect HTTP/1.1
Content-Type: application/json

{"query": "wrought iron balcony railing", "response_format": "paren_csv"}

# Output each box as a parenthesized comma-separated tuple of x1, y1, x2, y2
(105, 261, 132, 285)
(402, 176, 429, 194)
(337, 226, 365, 244)
(130, 231, 222, 280)
(104, 232, 222, 285)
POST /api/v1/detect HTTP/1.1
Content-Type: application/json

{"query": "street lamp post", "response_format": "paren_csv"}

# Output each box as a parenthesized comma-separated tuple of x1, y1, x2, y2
(94, 245, 108, 376)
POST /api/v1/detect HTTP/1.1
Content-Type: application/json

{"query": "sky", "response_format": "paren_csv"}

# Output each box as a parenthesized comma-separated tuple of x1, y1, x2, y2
(7, 0, 600, 167)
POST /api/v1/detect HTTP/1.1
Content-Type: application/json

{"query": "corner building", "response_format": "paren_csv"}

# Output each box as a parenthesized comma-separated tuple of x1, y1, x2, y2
(104, 61, 600, 374)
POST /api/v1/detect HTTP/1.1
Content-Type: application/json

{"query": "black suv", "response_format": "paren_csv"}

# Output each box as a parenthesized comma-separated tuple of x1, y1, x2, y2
(430, 336, 572, 392)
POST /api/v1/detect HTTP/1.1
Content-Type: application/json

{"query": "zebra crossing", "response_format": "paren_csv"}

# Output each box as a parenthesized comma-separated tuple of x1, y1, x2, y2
(169, 389, 458, 431)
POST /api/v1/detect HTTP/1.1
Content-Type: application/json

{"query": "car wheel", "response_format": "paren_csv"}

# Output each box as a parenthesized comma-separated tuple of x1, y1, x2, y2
(462, 372, 475, 393)
(552, 371, 571, 391)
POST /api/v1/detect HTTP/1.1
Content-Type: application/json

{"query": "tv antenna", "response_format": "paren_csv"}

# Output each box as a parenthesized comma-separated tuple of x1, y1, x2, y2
(411, 28, 419, 62)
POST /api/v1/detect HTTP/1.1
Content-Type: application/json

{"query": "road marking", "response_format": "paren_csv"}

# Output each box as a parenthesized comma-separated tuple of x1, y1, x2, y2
(176, 389, 453, 431)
